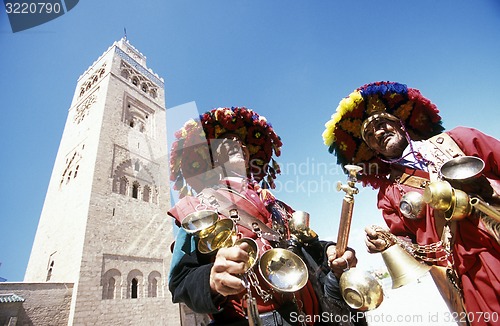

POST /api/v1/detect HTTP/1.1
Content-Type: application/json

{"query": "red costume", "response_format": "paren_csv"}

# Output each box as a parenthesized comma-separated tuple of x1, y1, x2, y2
(322, 82, 500, 326)
(168, 179, 326, 324)
(377, 127, 500, 326)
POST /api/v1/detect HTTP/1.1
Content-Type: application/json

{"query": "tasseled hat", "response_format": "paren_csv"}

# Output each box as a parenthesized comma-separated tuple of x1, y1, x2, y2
(322, 81, 444, 185)
(170, 107, 282, 197)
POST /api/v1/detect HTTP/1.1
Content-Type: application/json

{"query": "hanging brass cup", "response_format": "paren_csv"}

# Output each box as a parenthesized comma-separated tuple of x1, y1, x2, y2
(423, 181, 454, 211)
(289, 211, 318, 242)
(198, 219, 237, 254)
(234, 237, 259, 272)
(444, 188, 472, 221)
(339, 268, 384, 311)
(399, 191, 426, 219)
(440, 156, 485, 185)
(258, 248, 308, 292)
(289, 211, 310, 233)
(181, 210, 219, 238)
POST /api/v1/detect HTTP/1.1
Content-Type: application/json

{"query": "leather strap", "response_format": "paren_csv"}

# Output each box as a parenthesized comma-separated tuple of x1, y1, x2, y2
(199, 187, 281, 242)
(422, 132, 466, 181)
(390, 169, 430, 189)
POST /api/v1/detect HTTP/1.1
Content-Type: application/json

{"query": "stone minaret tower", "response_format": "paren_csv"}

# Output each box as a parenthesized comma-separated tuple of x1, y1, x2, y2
(24, 38, 179, 325)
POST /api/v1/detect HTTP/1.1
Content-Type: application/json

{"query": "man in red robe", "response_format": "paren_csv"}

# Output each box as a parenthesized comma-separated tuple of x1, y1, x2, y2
(323, 82, 500, 326)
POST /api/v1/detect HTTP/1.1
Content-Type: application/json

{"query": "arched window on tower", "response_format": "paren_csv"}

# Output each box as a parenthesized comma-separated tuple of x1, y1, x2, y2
(148, 271, 161, 298)
(132, 77, 138, 86)
(127, 270, 143, 299)
(106, 277, 116, 299)
(132, 182, 140, 199)
(150, 278, 158, 298)
(121, 70, 129, 79)
(143, 185, 151, 203)
(119, 176, 128, 195)
(131, 278, 138, 299)
(102, 269, 121, 300)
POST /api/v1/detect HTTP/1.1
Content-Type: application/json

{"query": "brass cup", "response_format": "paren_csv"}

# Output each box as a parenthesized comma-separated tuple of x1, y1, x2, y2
(440, 156, 485, 184)
(399, 191, 426, 219)
(181, 210, 218, 238)
(339, 268, 384, 311)
(234, 238, 259, 272)
(258, 248, 308, 292)
(444, 189, 472, 221)
(197, 219, 236, 254)
(423, 181, 454, 211)
(290, 211, 310, 233)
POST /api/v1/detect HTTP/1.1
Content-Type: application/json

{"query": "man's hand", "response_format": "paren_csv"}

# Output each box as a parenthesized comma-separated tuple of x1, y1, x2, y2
(209, 242, 250, 296)
(326, 245, 357, 278)
(364, 226, 390, 253)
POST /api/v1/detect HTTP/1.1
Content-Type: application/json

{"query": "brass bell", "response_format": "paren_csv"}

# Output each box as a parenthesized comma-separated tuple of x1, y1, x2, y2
(381, 244, 431, 289)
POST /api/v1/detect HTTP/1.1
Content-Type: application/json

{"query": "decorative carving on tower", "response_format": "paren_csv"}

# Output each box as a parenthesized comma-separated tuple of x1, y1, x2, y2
(112, 158, 158, 204)
(74, 87, 99, 124)
(78, 63, 106, 98)
(60, 143, 84, 187)
(122, 95, 155, 135)
(120, 60, 159, 100)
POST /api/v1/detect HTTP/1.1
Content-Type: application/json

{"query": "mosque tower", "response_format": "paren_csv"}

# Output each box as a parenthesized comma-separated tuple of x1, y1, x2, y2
(23, 38, 180, 325)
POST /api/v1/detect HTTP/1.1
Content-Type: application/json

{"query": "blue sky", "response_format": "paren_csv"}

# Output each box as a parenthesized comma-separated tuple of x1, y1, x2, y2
(1, 1, 499, 284)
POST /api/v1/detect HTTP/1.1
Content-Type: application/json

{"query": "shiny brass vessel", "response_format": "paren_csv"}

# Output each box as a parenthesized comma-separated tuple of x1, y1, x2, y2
(381, 244, 431, 289)
(339, 268, 384, 311)
(181, 210, 219, 237)
(197, 218, 236, 254)
(258, 248, 308, 293)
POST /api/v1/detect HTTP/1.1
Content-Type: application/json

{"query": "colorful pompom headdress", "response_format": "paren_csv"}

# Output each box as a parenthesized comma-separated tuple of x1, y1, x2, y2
(170, 107, 282, 197)
(322, 81, 444, 180)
